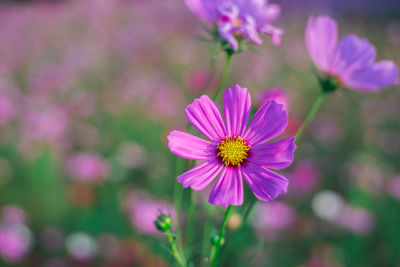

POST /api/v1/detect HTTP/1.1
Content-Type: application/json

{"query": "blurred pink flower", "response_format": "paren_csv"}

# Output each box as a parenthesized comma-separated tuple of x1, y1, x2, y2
(67, 153, 109, 181)
(387, 176, 400, 200)
(257, 88, 289, 111)
(124, 191, 176, 235)
(251, 201, 295, 240)
(310, 114, 340, 142)
(290, 161, 320, 193)
(0, 226, 31, 263)
(186, 0, 283, 50)
(185, 69, 216, 93)
(0, 95, 16, 126)
(335, 206, 374, 235)
(22, 107, 69, 144)
(1, 206, 26, 226)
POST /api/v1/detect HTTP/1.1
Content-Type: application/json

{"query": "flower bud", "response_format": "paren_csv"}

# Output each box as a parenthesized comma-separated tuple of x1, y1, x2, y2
(154, 214, 173, 232)
(210, 235, 224, 246)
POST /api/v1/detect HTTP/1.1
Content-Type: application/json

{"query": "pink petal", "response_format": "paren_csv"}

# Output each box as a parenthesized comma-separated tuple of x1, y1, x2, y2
(306, 15, 338, 72)
(330, 34, 376, 78)
(242, 23, 263, 45)
(167, 130, 216, 160)
(264, 3, 281, 21)
(345, 60, 399, 91)
(223, 84, 251, 137)
(218, 23, 239, 51)
(185, 0, 219, 22)
(243, 100, 288, 146)
(238, 0, 280, 25)
(248, 137, 296, 169)
(260, 24, 283, 46)
(177, 159, 223, 190)
(242, 162, 288, 202)
(209, 167, 243, 207)
(185, 95, 227, 142)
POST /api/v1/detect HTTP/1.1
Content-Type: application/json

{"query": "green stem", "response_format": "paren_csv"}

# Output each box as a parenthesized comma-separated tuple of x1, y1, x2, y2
(210, 205, 233, 267)
(295, 91, 326, 145)
(166, 230, 186, 267)
(211, 51, 233, 102)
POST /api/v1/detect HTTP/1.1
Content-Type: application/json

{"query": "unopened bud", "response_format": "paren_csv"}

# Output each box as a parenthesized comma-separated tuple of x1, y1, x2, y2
(210, 235, 224, 246)
(154, 214, 173, 232)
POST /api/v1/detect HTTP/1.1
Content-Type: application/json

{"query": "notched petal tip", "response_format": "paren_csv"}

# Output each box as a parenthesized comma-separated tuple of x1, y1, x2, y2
(185, 94, 227, 142)
(242, 163, 289, 202)
(177, 159, 223, 190)
(223, 84, 252, 137)
(243, 99, 288, 145)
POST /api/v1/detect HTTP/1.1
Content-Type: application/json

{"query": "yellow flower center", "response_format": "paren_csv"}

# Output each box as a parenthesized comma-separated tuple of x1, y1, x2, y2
(234, 18, 243, 27)
(217, 136, 250, 167)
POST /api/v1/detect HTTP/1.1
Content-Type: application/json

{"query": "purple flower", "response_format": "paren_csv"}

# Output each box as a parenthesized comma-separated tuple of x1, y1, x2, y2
(306, 15, 398, 91)
(168, 84, 296, 207)
(185, 0, 283, 50)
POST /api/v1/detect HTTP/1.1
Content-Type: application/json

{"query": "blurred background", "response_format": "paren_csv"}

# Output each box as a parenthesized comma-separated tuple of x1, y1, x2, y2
(0, 0, 399, 266)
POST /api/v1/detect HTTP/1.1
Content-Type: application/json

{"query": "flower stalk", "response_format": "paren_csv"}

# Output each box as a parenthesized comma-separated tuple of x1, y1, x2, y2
(165, 230, 186, 267)
(212, 51, 233, 102)
(210, 205, 233, 267)
(295, 91, 326, 145)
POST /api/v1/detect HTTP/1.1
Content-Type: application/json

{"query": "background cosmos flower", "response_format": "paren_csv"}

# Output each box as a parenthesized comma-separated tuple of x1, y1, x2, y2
(257, 88, 289, 111)
(185, 0, 283, 50)
(67, 153, 109, 182)
(123, 190, 176, 235)
(168, 84, 296, 207)
(306, 15, 398, 91)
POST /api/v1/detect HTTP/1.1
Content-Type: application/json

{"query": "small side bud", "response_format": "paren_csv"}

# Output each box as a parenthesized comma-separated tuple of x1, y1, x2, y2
(154, 214, 173, 232)
(210, 235, 224, 246)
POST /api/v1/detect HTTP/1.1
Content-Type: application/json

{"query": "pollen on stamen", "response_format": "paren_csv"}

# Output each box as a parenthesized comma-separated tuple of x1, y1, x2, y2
(217, 136, 251, 167)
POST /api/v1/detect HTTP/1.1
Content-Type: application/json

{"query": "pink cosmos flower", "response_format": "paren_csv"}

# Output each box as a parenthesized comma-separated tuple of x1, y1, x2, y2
(185, 0, 283, 50)
(67, 153, 109, 181)
(335, 206, 374, 235)
(251, 201, 295, 240)
(290, 161, 320, 193)
(306, 15, 398, 91)
(168, 84, 296, 207)
(0, 226, 31, 263)
(257, 88, 289, 111)
(0, 95, 16, 126)
(387, 176, 400, 201)
(123, 191, 176, 235)
(1, 206, 26, 226)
